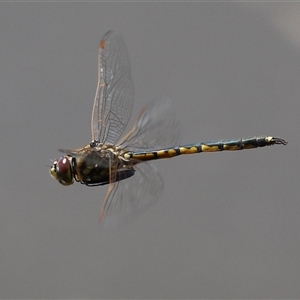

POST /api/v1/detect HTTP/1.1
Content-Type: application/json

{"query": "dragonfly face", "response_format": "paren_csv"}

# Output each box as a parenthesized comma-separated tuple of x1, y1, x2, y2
(50, 156, 74, 186)
(50, 30, 286, 223)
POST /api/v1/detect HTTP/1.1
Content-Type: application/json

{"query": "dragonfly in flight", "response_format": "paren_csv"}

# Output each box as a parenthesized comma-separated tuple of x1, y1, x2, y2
(50, 30, 287, 223)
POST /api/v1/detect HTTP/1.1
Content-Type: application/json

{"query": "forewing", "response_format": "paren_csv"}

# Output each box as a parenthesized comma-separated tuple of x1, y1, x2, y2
(99, 162, 163, 227)
(91, 31, 134, 144)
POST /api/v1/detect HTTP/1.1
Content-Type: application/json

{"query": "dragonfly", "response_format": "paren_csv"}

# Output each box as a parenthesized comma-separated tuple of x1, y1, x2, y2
(50, 30, 287, 224)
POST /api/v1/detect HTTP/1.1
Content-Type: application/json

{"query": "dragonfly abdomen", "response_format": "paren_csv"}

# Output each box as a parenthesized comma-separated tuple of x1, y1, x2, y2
(127, 136, 287, 161)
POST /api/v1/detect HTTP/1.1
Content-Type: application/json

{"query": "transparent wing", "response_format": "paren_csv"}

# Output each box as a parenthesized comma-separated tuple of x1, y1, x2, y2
(99, 162, 163, 227)
(118, 98, 181, 151)
(91, 30, 134, 144)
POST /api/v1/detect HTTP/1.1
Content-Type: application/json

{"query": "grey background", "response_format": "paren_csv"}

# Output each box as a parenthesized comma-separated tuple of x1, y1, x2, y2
(0, 3, 298, 299)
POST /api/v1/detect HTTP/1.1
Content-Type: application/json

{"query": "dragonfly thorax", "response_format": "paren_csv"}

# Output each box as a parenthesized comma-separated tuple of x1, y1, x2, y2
(73, 147, 135, 186)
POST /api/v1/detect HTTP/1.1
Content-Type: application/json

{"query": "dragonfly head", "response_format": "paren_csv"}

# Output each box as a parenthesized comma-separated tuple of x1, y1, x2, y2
(50, 155, 74, 186)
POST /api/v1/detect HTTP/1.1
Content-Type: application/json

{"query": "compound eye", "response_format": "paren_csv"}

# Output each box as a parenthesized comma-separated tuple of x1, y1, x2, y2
(50, 156, 74, 186)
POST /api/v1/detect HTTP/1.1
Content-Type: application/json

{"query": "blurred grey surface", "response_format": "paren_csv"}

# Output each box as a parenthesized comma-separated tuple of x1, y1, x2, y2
(0, 3, 299, 299)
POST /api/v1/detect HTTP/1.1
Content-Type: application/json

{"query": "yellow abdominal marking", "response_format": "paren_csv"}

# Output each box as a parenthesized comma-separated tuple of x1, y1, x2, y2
(222, 144, 240, 150)
(200, 145, 219, 152)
